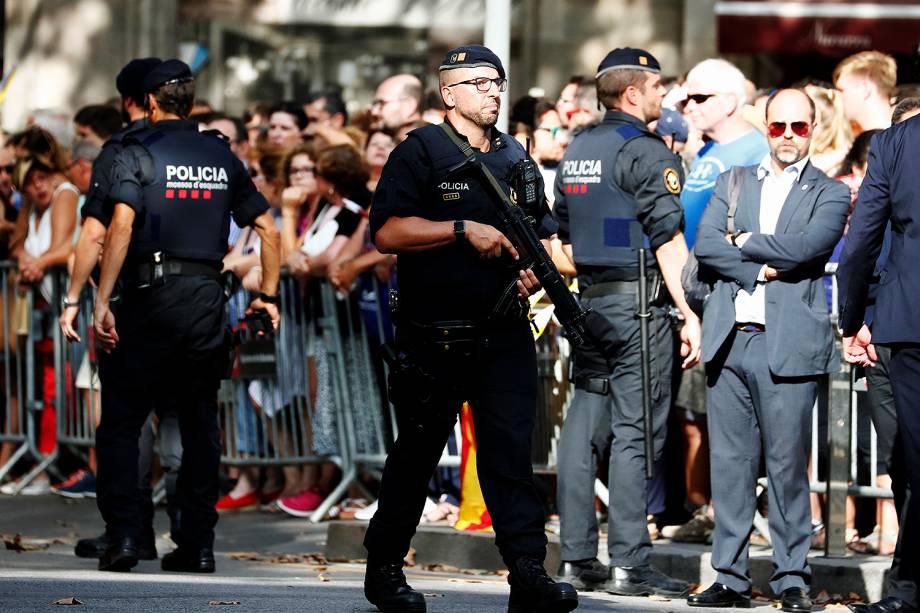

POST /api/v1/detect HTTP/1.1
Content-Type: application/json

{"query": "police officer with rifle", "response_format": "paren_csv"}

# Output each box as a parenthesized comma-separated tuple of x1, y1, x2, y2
(363, 44, 579, 613)
(553, 48, 701, 597)
(92, 60, 280, 573)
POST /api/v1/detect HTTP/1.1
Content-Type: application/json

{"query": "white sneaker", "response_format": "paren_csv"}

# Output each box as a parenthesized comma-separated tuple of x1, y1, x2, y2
(1, 477, 51, 496)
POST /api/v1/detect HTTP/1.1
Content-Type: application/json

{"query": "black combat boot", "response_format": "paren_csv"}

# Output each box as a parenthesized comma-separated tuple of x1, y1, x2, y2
(364, 560, 426, 612)
(161, 546, 215, 573)
(98, 536, 139, 572)
(508, 555, 579, 613)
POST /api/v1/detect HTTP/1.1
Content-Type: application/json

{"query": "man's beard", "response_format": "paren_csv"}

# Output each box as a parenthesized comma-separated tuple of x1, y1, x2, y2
(470, 110, 498, 129)
(774, 145, 804, 165)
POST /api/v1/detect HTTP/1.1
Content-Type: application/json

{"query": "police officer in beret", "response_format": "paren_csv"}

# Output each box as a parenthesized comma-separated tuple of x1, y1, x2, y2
(554, 48, 701, 597)
(92, 59, 281, 573)
(60, 57, 182, 564)
(363, 44, 578, 613)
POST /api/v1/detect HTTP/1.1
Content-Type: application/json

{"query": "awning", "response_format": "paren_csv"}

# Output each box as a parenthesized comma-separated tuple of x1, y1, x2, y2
(716, 1, 920, 55)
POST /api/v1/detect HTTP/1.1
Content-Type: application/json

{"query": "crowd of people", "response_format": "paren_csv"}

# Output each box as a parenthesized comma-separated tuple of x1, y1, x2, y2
(0, 42, 917, 612)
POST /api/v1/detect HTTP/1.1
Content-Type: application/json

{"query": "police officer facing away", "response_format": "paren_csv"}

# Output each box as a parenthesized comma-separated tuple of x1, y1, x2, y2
(554, 48, 701, 597)
(59, 58, 182, 564)
(92, 60, 281, 573)
(363, 44, 578, 613)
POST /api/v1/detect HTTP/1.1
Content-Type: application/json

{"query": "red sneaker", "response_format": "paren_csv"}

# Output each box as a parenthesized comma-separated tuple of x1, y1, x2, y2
(215, 491, 260, 513)
(275, 486, 325, 518)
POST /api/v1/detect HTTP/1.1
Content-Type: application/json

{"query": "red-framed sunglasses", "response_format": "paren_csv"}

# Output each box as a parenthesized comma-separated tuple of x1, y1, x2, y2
(767, 121, 810, 138)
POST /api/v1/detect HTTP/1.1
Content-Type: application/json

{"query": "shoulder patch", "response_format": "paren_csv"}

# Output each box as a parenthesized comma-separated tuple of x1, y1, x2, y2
(615, 124, 644, 141)
(663, 167, 681, 194)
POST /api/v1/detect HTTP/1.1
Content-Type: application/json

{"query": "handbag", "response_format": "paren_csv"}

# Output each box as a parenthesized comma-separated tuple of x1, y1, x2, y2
(681, 165, 744, 316)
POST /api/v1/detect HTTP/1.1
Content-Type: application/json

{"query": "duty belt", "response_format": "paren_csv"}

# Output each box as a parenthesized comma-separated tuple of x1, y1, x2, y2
(129, 254, 222, 288)
(401, 319, 490, 355)
(580, 280, 641, 299)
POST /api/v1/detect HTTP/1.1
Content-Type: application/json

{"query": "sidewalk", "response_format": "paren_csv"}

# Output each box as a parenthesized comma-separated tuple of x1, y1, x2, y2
(325, 520, 894, 602)
(0, 494, 892, 611)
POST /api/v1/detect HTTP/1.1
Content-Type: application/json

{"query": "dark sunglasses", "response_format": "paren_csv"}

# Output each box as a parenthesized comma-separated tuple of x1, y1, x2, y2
(0, 164, 14, 174)
(684, 93, 724, 105)
(767, 121, 810, 138)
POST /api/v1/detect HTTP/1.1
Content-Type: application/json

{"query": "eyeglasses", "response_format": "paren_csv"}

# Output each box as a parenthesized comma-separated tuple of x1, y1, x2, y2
(767, 121, 810, 138)
(446, 77, 508, 93)
(684, 93, 726, 105)
(536, 126, 563, 137)
(371, 97, 406, 109)
(290, 165, 315, 176)
(0, 164, 14, 175)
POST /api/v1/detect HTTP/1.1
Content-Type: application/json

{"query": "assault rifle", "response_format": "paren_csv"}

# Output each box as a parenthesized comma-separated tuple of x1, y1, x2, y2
(438, 123, 591, 347)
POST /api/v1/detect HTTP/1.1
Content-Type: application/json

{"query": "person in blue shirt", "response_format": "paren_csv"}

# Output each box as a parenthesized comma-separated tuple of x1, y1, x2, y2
(680, 59, 769, 249)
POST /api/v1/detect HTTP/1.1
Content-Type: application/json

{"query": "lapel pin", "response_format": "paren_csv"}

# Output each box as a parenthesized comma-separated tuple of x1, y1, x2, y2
(801, 184, 809, 191)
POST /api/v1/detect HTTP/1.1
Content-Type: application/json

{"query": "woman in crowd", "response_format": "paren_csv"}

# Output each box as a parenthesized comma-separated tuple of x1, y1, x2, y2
(1, 138, 78, 496)
(804, 83, 853, 175)
(275, 144, 376, 517)
(364, 129, 394, 192)
(266, 102, 308, 152)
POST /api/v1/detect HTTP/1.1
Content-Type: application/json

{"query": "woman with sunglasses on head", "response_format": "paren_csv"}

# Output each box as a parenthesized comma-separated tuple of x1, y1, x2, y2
(1, 144, 79, 496)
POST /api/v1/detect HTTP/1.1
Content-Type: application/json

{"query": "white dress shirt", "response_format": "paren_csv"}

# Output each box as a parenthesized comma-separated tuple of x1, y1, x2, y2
(734, 155, 810, 325)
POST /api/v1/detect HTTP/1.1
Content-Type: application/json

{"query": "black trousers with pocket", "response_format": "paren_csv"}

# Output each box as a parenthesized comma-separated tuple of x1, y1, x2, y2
(364, 318, 548, 567)
(96, 275, 228, 550)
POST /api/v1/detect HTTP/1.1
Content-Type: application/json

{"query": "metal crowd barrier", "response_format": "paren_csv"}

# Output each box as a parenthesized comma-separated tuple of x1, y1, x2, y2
(0, 261, 31, 486)
(0, 265, 83, 492)
(0, 258, 898, 563)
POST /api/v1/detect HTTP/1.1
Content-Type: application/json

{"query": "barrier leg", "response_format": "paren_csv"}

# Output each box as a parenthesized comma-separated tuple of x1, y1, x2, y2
(824, 368, 852, 557)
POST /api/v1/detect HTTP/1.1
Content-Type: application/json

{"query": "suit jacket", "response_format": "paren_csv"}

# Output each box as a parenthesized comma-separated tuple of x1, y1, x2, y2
(695, 160, 850, 376)
(838, 116, 920, 343)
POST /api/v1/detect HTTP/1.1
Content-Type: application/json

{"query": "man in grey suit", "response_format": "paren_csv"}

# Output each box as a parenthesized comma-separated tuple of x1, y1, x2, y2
(687, 89, 850, 612)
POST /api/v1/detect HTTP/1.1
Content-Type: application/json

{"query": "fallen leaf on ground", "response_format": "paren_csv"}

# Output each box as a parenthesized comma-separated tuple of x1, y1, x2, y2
(227, 552, 328, 565)
(423, 564, 460, 573)
(228, 551, 261, 561)
(208, 600, 241, 606)
(447, 578, 483, 584)
(50, 597, 83, 606)
(648, 595, 671, 602)
(4, 534, 49, 552)
(317, 573, 330, 582)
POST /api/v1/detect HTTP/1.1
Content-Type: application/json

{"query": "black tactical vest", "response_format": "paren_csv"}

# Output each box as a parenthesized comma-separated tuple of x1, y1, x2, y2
(560, 122, 650, 268)
(124, 123, 236, 263)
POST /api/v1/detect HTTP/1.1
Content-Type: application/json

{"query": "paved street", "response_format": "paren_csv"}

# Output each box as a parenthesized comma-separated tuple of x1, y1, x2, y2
(0, 496, 793, 612)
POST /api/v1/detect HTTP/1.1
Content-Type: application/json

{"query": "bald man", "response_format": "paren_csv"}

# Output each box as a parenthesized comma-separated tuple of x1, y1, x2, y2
(370, 74, 423, 133)
(689, 89, 850, 611)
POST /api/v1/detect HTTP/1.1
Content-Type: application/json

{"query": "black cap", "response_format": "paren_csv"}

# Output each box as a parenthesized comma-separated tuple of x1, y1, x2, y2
(116, 57, 163, 101)
(596, 48, 661, 79)
(439, 44, 505, 79)
(141, 59, 193, 93)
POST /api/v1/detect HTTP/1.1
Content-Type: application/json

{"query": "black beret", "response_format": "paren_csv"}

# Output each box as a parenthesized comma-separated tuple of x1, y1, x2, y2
(596, 48, 661, 78)
(141, 59, 193, 93)
(115, 58, 162, 99)
(439, 44, 505, 79)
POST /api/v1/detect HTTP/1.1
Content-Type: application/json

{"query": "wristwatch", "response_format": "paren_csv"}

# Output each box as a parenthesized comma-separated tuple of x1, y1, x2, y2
(453, 219, 466, 241)
(730, 231, 745, 246)
(61, 297, 80, 310)
(258, 292, 280, 305)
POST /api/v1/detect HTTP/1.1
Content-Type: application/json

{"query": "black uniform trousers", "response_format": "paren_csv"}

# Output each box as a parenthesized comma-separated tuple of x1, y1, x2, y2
(557, 293, 673, 568)
(96, 275, 227, 550)
(95, 353, 182, 546)
(884, 344, 920, 606)
(364, 319, 548, 567)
